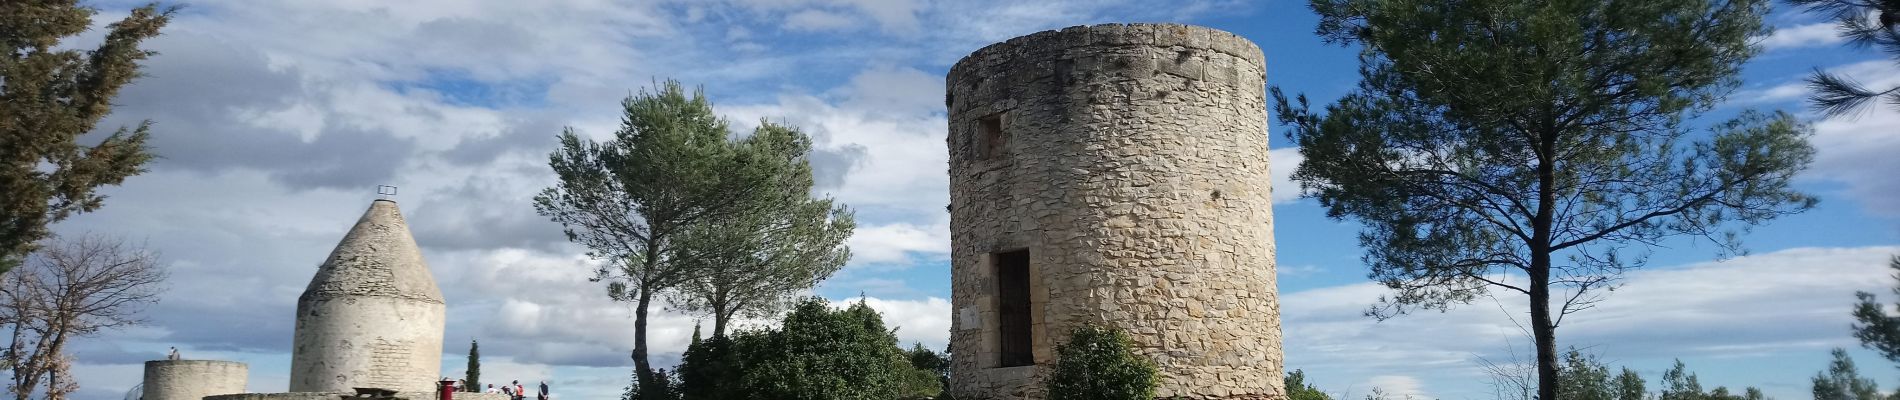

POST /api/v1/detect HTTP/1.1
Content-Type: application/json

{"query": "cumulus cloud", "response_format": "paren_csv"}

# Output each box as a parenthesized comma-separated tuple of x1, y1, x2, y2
(784, 9, 859, 31)
(1759, 22, 1846, 50)
(50, 1, 1896, 400)
(1759, 60, 1900, 217)
(1270, 147, 1306, 204)
(1282, 246, 1900, 399)
(733, 0, 924, 34)
(844, 296, 954, 351)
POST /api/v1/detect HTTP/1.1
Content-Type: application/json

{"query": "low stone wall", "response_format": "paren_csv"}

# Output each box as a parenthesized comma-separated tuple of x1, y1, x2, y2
(143, 360, 248, 400)
(202, 391, 510, 400)
(205, 392, 350, 400)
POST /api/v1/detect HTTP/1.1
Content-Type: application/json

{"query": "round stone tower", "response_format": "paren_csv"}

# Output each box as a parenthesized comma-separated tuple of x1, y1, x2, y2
(945, 23, 1282, 399)
(142, 360, 248, 400)
(290, 199, 445, 395)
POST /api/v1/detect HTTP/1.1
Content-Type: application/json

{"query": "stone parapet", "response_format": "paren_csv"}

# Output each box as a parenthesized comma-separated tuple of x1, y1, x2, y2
(143, 360, 248, 400)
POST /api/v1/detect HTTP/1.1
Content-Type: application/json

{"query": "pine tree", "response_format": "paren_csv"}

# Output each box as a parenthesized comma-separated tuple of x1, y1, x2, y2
(1781, 0, 1900, 116)
(0, 1, 176, 275)
(535, 80, 845, 399)
(1851, 256, 1900, 363)
(1813, 348, 1885, 400)
(1275, 1, 1815, 399)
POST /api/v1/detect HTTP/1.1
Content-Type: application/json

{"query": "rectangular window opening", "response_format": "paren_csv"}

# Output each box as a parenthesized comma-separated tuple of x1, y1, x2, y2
(977, 113, 1006, 160)
(995, 249, 1033, 367)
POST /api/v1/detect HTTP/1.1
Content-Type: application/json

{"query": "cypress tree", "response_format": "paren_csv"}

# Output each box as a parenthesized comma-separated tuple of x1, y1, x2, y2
(465, 339, 480, 392)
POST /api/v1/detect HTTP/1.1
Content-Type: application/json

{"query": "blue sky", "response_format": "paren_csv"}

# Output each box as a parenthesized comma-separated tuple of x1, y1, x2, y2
(44, 1, 1900, 399)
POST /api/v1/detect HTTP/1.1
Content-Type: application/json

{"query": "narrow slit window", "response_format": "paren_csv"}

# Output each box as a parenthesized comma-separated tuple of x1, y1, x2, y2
(977, 113, 1006, 160)
(995, 249, 1033, 367)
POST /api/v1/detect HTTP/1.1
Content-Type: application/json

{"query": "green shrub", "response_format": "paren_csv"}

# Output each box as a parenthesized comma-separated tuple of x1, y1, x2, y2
(1286, 369, 1332, 400)
(1045, 324, 1158, 400)
(901, 343, 950, 399)
(676, 334, 739, 400)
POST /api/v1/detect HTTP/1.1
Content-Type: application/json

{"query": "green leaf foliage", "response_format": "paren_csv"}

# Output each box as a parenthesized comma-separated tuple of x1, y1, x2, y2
(1277, 0, 1815, 398)
(1852, 256, 1900, 364)
(1287, 369, 1333, 400)
(1556, 349, 1643, 400)
(1658, 360, 1766, 400)
(535, 80, 843, 399)
(465, 339, 480, 392)
(0, 1, 175, 275)
(676, 333, 739, 400)
(1044, 324, 1157, 400)
(677, 298, 919, 400)
(665, 121, 856, 338)
(1812, 348, 1889, 400)
(902, 343, 950, 399)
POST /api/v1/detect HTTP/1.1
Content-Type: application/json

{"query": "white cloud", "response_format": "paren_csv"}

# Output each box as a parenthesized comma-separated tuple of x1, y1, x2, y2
(1364, 375, 1431, 399)
(846, 297, 954, 351)
(1793, 61, 1900, 217)
(1282, 246, 1900, 400)
(1759, 22, 1845, 50)
(848, 222, 953, 267)
(1727, 59, 1900, 217)
(734, 0, 924, 34)
(1271, 147, 1306, 204)
(1733, 82, 1809, 104)
(784, 9, 858, 32)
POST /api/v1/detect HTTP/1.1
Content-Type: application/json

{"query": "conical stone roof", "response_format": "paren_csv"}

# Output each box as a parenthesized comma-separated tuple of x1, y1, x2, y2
(300, 199, 444, 304)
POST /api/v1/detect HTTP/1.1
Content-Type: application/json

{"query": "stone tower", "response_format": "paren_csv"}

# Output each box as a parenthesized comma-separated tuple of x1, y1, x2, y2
(290, 199, 445, 394)
(945, 23, 1282, 399)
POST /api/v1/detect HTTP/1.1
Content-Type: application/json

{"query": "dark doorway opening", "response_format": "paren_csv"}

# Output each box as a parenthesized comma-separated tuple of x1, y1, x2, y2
(995, 249, 1033, 367)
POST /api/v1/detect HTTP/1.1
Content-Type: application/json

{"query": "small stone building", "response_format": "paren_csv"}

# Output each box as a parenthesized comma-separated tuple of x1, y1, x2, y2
(945, 23, 1284, 399)
(290, 199, 446, 395)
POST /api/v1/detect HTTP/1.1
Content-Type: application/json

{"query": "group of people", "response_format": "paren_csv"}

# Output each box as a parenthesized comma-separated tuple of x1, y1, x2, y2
(446, 379, 547, 400)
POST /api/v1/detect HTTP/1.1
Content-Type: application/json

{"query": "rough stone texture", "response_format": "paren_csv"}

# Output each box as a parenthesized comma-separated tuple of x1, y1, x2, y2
(204, 391, 502, 400)
(143, 360, 248, 400)
(945, 23, 1283, 400)
(291, 199, 446, 395)
(206, 393, 351, 400)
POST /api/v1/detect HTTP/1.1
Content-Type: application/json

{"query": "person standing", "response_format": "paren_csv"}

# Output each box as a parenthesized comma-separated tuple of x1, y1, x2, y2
(512, 380, 525, 400)
(537, 380, 548, 400)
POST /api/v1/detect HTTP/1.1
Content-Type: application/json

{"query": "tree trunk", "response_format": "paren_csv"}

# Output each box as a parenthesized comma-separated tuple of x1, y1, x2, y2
(632, 288, 655, 398)
(1532, 129, 1559, 400)
(711, 308, 730, 339)
(1529, 258, 1557, 400)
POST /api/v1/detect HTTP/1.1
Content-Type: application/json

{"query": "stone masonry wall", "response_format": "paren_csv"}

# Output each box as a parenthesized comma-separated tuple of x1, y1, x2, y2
(291, 200, 446, 395)
(143, 360, 248, 400)
(945, 23, 1282, 400)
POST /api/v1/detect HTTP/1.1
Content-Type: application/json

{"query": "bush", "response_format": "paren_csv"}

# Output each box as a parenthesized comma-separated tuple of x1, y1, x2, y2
(736, 298, 906, 400)
(901, 343, 950, 399)
(1044, 324, 1158, 400)
(1286, 369, 1332, 400)
(673, 297, 955, 400)
(676, 334, 739, 400)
